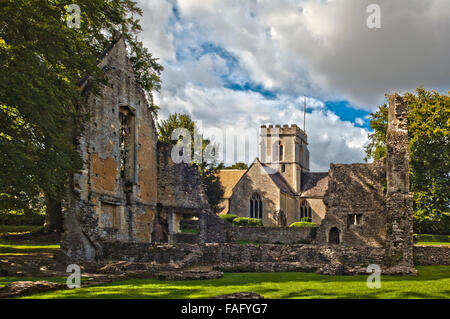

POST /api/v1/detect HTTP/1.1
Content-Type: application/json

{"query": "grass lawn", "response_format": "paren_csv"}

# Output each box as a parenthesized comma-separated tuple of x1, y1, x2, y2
(0, 243, 60, 255)
(416, 242, 450, 246)
(12, 266, 450, 299)
(0, 225, 60, 255)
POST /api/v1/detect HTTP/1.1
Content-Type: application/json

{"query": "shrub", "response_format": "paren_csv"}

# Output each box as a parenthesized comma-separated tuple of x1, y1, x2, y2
(232, 217, 263, 227)
(220, 214, 238, 223)
(290, 221, 318, 228)
(414, 213, 450, 235)
(300, 217, 312, 223)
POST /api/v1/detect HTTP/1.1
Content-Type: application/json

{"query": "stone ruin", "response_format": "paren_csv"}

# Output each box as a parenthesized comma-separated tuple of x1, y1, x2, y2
(61, 33, 227, 262)
(61, 33, 418, 275)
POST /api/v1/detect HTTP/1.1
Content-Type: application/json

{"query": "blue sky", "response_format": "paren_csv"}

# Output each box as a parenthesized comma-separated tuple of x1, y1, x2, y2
(137, 0, 450, 170)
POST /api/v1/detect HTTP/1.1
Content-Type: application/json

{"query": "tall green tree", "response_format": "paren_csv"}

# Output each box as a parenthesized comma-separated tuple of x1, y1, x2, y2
(0, 1, 163, 231)
(157, 113, 225, 213)
(365, 88, 450, 231)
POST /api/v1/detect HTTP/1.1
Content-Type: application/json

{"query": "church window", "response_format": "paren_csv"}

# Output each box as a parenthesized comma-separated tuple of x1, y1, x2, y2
(250, 193, 263, 219)
(281, 164, 286, 173)
(279, 142, 284, 162)
(300, 201, 312, 220)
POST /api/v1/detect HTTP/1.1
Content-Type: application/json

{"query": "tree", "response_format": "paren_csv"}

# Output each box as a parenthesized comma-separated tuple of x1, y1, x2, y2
(365, 88, 450, 232)
(0, 1, 163, 231)
(221, 162, 249, 170)
(157, 113, 225, 213)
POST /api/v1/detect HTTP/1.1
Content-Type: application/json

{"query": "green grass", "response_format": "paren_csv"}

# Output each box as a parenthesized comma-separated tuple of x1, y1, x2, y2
(14, 266, 450, 299)
(0, 243, 60, 255)
(415, 234, 450, 246)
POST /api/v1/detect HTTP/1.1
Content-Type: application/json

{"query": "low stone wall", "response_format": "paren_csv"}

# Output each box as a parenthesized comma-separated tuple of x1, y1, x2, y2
(173, 233, 199, 244)
(230, 226, 316, 244)
(414, 245, 450, 265)
(98, 242, 416, 275)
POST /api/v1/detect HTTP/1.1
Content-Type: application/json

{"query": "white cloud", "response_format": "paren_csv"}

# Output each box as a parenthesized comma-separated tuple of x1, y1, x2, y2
(155, 83, 369, 171)
(135, 0, 450, 170)
(171, 0, 450, 109)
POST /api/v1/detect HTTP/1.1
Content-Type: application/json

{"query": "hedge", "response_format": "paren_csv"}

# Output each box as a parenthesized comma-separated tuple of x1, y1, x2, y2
(232, 217, 263, 227)
(414, 213, 450, 235)
(220, 214, 238, 223)
(414, 234, 450, 243)
(290, 221, 318, 228)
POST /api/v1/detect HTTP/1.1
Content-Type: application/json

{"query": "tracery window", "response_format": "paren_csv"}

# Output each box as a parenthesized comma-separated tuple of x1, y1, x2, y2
(250, 193, 263, 219)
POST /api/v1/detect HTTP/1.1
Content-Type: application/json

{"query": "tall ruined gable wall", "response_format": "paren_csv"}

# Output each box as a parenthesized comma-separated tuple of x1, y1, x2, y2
(315, 161, 386, 247)
(62, 36, 158, 261)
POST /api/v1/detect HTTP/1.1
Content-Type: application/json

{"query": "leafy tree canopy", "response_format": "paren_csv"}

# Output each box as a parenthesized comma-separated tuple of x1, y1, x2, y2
(157, 113, 225, 213)
(365, 88, 450, 226)
(0, 1, 163, 221)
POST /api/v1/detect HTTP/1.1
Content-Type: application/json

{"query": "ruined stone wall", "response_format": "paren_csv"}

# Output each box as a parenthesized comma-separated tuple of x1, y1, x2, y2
(413, 246, 450, 266)
(100, 242, 393, 275)
(62, 35, 158, 261)
(230, 226, 316, 244)
(156, 142, 230, 243)
(383, 94, 415, 272)
(315, 161, 386, 247)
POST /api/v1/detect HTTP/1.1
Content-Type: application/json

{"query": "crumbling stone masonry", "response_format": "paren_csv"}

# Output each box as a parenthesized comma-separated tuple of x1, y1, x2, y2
(383, 94, 415, 273)
(61, 34, 224, 262)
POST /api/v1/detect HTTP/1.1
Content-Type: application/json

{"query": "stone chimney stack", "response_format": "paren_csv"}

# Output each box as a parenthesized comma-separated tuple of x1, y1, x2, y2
(384, 94, 415, 274)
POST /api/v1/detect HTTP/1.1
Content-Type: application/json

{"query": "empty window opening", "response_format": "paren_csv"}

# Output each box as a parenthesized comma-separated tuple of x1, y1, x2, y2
(279, 142, 284, 162)
(329, 227, 340, 244)
(348, 214, 363, 225)
(250, 193, 263, 219)
(119, 106, 136, 183)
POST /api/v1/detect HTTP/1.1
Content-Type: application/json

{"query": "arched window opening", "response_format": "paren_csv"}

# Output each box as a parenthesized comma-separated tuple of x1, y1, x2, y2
(329, 227, 340, 244)
(250, 193, 263, 219)
(281, 164, 286, 173)
(300, 201, 312, 220)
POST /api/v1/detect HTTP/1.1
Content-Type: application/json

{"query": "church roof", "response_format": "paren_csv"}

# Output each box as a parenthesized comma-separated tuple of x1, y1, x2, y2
(301, 172, 329, 197)
(216, 169, 247, 199)
(261, 163, 296, 196)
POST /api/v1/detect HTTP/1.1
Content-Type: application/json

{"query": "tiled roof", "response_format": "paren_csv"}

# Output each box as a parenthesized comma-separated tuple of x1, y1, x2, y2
(301, 172, 329, 197)
(216, 170, 247, 198)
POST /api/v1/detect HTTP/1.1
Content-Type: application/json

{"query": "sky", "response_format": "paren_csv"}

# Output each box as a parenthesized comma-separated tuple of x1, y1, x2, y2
(135, 0, 450, 171)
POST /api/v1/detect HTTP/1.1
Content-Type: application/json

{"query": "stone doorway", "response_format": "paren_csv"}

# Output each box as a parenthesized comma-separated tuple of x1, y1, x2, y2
(329, 227, 340, 244)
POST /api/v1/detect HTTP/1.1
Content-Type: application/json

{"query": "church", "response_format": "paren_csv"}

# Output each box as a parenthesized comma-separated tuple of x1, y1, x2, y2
(217, 124, 329, 227)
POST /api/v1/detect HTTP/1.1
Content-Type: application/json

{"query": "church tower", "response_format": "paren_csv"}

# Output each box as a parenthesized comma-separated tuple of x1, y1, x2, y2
(259, 124, 309, 194)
